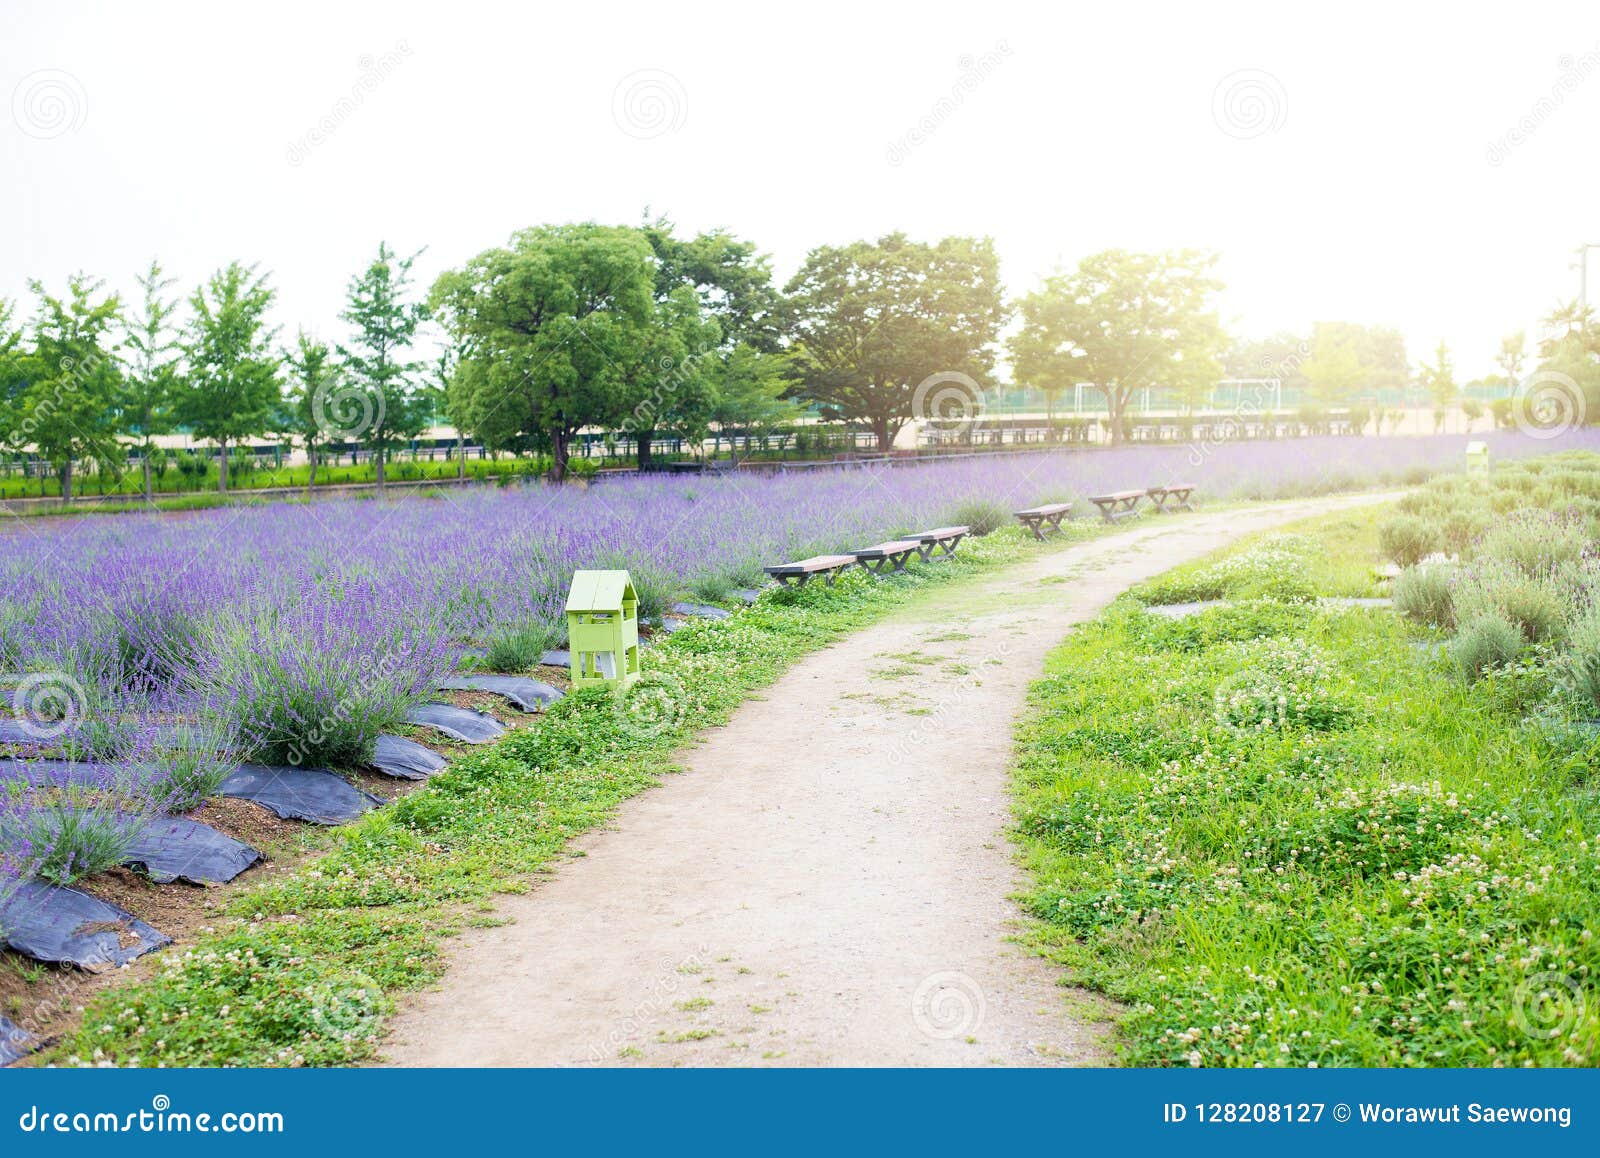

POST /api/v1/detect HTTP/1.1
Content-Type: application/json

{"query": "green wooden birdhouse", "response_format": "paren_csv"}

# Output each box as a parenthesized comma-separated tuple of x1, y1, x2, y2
(1465, 440, 1490, 474)
(565, 569, 640, 691)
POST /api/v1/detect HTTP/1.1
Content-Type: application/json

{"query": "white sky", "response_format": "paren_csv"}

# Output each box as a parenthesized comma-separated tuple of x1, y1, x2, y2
(4, 0, 1598, 379)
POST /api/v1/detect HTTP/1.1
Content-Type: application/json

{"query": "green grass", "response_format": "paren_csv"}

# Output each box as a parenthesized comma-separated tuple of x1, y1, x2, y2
(1012, 505, 1600, 1067)
(46, 523, 1078, 1067)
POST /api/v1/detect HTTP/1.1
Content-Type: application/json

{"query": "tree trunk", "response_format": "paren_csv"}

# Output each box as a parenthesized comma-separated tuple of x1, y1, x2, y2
(871, 415, 893, 453)
(457, 433, 464, 480)
(375, 438, 387, 489)
(637, 428, 655, 471)
(60, 461, 73, 504)
(218, 440, 230, 493)
(142, 449, 153, 504)
(552, 427, 571, 481)
(306, 445, 318, 493)
(1106, 392, 1127, 444)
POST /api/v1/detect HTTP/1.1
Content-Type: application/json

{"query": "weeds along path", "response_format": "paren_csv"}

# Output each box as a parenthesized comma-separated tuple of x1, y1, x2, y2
(383, 493, 1394, 1067)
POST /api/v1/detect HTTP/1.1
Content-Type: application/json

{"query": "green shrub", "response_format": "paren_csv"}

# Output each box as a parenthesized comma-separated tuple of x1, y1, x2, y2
(1379, 514, 1442, 567)
(946, 497, 1012, 537)
(1393, 564, 1454, 628)
(1439, 509, 1491, 556)
(1558, 603, 1600, 715)
(1451, 613, 1523, 679)
(1474, 509, 1589, 575)
(1450, 559, 1571, 644)
(482, 620, 557, 673)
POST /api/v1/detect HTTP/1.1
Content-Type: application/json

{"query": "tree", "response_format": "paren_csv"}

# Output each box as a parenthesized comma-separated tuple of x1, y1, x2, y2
(713, 344, 798, 447)
(1300, 327, 1364, 407)
(1012, 249, 1223, 444)
(1223, 332, 1311, 389)
(431, 223, 656, 480)
(642, 216, 782, 351)
(786, 233, 1006, 452)
(123, 261, 183, 502)
(1417, 339, 1457, 431)
(1496, 331, 1527, 388)
(423, 343, 467, 481)
(338, 243, 429, 488)
(1532, 303, 1600, 426)
(179, 262, 281, 493)
(282, 331, 339, 492)
(12, 276, 125, 502)
(614, 285, 722, 468)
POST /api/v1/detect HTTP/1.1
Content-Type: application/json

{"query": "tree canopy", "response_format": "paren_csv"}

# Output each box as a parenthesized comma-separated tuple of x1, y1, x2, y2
(1012, 249, 1222, 442)
(785, 233, 1006, 451)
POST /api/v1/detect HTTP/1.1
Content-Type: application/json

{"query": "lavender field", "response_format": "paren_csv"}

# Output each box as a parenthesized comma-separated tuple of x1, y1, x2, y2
(4, 430, 1594, 776)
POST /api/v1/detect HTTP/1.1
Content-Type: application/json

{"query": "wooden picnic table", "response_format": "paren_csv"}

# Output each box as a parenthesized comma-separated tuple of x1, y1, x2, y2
(763, 554, 858, 588)
(1014, 502, 1076, 540)
(903, 525, 969, 560)
(1089, 489, 1146, 523)
(852, 539, 923, 575)
(1146, 483, 1197, 512)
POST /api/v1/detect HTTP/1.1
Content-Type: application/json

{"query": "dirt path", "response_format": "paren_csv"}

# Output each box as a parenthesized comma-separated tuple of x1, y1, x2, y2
(383, 493, 1390, 1067)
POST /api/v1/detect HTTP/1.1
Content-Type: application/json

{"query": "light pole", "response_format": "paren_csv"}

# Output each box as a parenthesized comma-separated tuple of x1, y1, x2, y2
(1576, 242, 1600, 323)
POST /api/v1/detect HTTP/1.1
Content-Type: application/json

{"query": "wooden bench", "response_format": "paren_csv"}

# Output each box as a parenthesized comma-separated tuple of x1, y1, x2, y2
(763, 554, 858, 588)
(1146, 483, 1197, 512)
(903, 525, 969, 561)
(1014, 502, 1076, 540)
(852, 540, 923, 575)
(1088, 489, 1146, 523)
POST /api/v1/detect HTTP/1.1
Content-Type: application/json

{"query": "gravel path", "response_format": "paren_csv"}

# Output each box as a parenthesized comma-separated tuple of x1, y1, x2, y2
(383, 494, 1390, 1067)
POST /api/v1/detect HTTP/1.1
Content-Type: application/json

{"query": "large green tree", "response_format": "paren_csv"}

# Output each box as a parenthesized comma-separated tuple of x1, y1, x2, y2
(13, 276, 125, 502)
(430, 223, 656, 480)
(1299, 322, 1408, 406)
(179, 262, 281, 493)
(1012, 249, 1223, 443)
(123, 260, 183, 502)
(785, 233, 1006, 452)
(338, 242, 429, 488)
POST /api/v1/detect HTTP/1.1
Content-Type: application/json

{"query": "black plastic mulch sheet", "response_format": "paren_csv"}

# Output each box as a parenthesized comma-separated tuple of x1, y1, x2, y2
(371, 733, 447, 779)
(671, 601, 733, 620)
(436, 675, 563, 713)
(218, 765, 382, 825)
(540, 649, 570, 668)
(0, 1015, 38, 1066)
(403, 702, 506, 743)
(0, 720, 189, 746)
(0, 758, 101, 787)
(123, 815, 261, 885)
(0, 879, 171, 970)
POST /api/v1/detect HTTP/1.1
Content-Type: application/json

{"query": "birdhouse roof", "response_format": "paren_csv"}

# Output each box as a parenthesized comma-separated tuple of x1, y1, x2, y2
(565, 569, 637, 613)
